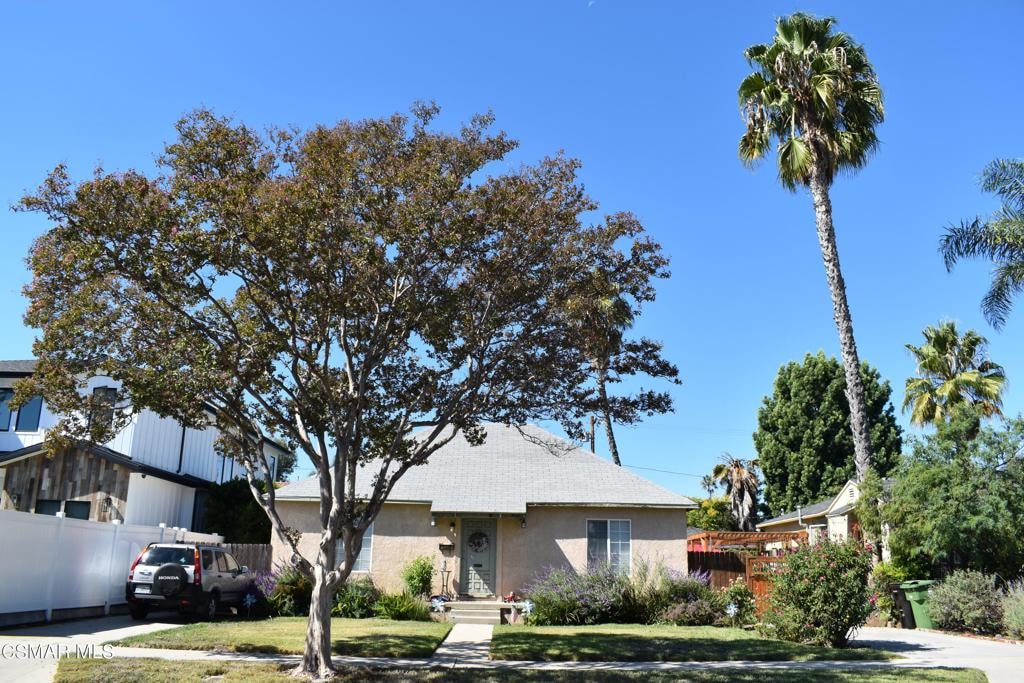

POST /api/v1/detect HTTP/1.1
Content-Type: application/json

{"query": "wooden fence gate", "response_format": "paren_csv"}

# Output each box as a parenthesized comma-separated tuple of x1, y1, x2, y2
(225, 543, 272, 572)
(688, 551, 746, 589)
(745, 555, 785, 615)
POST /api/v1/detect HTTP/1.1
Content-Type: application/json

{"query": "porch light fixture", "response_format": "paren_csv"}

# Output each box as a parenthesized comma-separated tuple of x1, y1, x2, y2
(520, 517, 527, 529)
(102, 496, 113, 513)
(430, 516, 437, 527)
(449, 520, 456, 534)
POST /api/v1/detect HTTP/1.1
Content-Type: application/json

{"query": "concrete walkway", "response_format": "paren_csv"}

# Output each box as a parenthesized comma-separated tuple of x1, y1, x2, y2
(430, 623, 494, 665)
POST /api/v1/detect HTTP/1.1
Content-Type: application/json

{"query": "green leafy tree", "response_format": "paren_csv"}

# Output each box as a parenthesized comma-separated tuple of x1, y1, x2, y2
(881, 413, 1024, 578)
(739, 13, 885, 481)
(754, 352, 902, 516)
(562, 223, 680, 466)
(687, 496, 737, 532)
(700, 474, 717, 497)
(202, 479, 271, 543)
(903, 321, 1006, 432)
(15, 107, 632, 678)
(940, 158, 1024, 329)
(711, 453, 760, 531)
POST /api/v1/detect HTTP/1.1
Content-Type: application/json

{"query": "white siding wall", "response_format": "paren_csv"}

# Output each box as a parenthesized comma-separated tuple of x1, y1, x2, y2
(125, 409, 184, 472)
(122, 473, 196, 528)
(180, 425, 218, 480)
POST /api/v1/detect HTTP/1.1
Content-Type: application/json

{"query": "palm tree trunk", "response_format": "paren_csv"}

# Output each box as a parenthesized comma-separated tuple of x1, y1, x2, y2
(808, 165, 873, 481)
(596, 366, 622, 466)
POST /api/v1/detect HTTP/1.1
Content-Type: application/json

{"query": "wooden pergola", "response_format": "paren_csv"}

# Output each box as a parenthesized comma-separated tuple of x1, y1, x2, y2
(687, 530, 807, 553)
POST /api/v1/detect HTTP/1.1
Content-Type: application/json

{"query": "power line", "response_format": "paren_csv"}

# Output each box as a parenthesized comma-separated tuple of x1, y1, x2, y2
(623, 464, 704, 479)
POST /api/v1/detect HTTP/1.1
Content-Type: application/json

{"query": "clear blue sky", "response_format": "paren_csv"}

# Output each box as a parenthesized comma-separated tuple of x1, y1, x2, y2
(2, 1, 1022, 496)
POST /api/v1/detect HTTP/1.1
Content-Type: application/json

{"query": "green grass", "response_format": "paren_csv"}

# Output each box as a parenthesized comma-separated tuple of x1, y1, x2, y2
(490, 624, 893, 662)
(112, 617, 451, 658)
(54, 659, 987, 683)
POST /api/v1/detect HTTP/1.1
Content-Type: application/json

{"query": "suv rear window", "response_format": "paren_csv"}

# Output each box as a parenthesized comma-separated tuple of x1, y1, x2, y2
(140, 547, 193, 566)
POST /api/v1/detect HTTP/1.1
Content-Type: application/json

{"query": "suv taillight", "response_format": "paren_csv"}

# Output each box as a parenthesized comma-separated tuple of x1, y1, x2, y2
(128, 548, 146, 581)
(194, 548, 202, 585)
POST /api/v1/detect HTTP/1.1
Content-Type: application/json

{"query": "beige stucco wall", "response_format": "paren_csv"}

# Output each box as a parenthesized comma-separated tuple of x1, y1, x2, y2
(272, 500, 689, 597)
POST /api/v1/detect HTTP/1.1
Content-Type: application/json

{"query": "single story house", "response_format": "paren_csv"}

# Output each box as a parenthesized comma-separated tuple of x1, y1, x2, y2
(756, 479, 890, 560)
(272, 423, 696, 597)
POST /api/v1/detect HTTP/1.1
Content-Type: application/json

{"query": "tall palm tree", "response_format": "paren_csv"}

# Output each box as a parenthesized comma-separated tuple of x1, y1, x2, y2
(712, 453, 760, 531)
(701, 474, 717, 497)
(738, 13, 884, 481)
(940, 158, 1024, 329)
(904, 321, 1006, 428)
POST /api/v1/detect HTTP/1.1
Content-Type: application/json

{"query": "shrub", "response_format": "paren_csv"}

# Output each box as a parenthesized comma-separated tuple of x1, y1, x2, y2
(401, 556, 435, 597)
(870, 561, 909, 626)
(928, 570, 1003, 635)
(758, 539, 872, 647)
(722, 577, 756, 626)
(661, 598, 721, 626)
(267, 566, 313, 617)
(333, 576, 380, 618)
(526, 564, 633, 625)
(372, 592, 432, 621)
(1002, 581, 1024, 639)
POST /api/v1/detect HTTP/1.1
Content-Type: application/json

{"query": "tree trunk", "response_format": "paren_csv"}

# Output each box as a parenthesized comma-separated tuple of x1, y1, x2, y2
(807, 167, 873, 481)
(300, 562, 335, 678)
(596, 367, 621, 466)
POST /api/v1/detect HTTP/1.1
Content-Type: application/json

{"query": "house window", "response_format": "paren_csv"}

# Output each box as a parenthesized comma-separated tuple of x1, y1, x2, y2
(35, 499, 61, 516)
(64, 501, 90, 520)
(0, 389, 12, 431)
(89, 387, 118, 430)
(15, 396, 42, 432)
(335, 522, 373, 572)
(587, 519, 631, 574)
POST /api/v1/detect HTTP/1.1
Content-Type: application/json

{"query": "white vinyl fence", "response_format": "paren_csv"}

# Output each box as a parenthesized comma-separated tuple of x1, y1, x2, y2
(0, 509, 222, 626)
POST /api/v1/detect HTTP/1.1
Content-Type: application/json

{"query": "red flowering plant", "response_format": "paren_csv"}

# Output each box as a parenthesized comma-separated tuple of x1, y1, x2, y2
(758, 538, 873, 647)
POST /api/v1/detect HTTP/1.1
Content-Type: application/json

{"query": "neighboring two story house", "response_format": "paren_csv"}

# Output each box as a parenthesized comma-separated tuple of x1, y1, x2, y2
(0, 359, 288, 530)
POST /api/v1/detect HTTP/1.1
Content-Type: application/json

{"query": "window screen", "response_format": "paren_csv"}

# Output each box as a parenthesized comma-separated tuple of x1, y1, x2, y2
(335, 522, 373, 572)
(587, 519, 631, 573)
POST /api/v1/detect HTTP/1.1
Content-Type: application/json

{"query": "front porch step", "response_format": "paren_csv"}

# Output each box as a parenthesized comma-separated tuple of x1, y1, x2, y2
(445, 600, 506, 624)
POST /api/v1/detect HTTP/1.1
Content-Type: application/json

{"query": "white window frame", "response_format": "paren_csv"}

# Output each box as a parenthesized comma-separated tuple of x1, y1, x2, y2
(586, 518, 632, 574)
(336, 522, 373, 573)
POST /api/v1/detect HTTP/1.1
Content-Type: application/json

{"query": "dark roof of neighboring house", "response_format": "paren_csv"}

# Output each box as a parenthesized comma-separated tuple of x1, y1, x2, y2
(757, 496, 833, 528)
(276, 423, 697, 514)
(827, 502, 856, 517)
(0, 442, 211, 490)
(0, 360, 38, 377)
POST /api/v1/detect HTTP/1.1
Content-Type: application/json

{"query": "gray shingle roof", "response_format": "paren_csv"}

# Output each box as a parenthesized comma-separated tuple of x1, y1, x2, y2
(757, 496, 833, 528)
(0, 360, 38, 375)
(276, 423, 696, 514)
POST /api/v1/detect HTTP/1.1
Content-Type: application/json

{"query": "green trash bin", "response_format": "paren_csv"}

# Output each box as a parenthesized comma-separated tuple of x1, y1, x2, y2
(900, 580, 936, 629)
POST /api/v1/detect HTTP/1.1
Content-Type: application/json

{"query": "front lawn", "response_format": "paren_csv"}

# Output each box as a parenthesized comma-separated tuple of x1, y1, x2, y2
(54, 659, 985, 683)
(490, 624, 892, 662)
(112, 617, 450, 658)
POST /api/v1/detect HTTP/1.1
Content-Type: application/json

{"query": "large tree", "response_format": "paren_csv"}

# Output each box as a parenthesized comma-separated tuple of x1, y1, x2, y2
(562, 223, 679, 466)
(903, 321, 1006, 431)
(738, 13, 885, 481)
(940, 158, 1024, 329)
(754, 352, 902, 516)
(711, 453, 760, 531)
(15, 107, 636, 678)
(880, 412, 1024, 578)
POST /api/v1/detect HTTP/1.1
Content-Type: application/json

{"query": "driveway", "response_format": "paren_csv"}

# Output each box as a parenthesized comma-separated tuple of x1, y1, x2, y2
(853, 626, 1024, 683)
(0, 614, 186, 683)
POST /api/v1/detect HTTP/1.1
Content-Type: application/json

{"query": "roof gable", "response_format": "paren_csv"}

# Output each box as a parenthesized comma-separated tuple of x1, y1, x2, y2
(276, 423, 696, 514)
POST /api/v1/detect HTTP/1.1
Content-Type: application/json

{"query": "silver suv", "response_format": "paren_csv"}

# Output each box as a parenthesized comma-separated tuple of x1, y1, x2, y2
(126, 543, 251, 620)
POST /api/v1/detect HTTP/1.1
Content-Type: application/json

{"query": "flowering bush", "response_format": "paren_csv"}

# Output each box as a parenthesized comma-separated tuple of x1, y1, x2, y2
(759, 539, 872, 647)
(661, 598, 721, 626)
(722, 577, 756, 626)
(258, 565, 313, 617)
(929, 570, 1003, 635)
(526, 564, 633, 625)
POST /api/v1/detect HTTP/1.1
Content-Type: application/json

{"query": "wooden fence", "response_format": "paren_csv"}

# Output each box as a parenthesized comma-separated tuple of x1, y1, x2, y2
(225, 543, 272, 572)
(687, 551, 746, 589)
(745, 555, 785, 615)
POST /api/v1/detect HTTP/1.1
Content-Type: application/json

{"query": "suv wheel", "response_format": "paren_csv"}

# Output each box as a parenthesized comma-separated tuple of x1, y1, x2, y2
(204, 593, 219, 621)
(129, 604, 149, 621)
